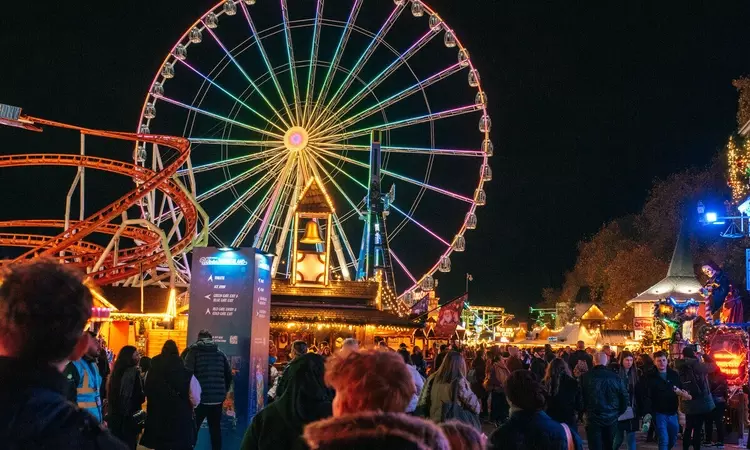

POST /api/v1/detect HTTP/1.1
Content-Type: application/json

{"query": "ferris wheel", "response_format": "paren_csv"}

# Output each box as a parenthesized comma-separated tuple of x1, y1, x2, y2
(136, 0, 492, 301)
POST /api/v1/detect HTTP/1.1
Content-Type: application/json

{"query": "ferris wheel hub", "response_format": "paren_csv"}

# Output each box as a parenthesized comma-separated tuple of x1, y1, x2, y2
(284, 126, 309, 152)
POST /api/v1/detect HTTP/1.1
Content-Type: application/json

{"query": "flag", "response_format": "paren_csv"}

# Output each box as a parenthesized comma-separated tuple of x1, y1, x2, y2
(409, 296, 429, 319)
(434, 294, 467, 337)
(466, 273, 473, 281)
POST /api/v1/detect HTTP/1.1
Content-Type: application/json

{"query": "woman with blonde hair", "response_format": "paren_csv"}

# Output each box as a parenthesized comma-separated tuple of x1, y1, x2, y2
(439, 420, 486, 450)
(417, 351, 481, 428)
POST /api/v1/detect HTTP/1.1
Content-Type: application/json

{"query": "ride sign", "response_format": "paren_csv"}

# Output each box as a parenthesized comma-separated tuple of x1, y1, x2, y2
(189, 247, 273, 448)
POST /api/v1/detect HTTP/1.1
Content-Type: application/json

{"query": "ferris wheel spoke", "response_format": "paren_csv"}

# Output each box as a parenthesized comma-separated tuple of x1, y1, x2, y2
(209, 158, 288, 230)
(176, 58, 287, 134)
(271, 166, 304, 276)
(320, 63, 464, 136)
(189, 138, 282, 148)
(156, 95, 284, 140)
(318, 104, 481, 143)
(239, 2, 295, 123)
(389, 203, 450, 246)
(317, 3, 406, 127)
(307, 0, 363, 126)
(389, 249, 418, 284)
(302, 0, 324, 126)
(255, 154, 298, 248)
(177, 146, 285, 176)
(313, 147, 473, 203)
(200, 24, 291, 129)
(311, 29, 439, 135)
(317, 142, 485, 157)
(281, 0, 302, 122)
(231, 182, 276, 247)
(307, 149, 364, 214)
(197, 152, 287, 203)
(304, 152, 356, 279)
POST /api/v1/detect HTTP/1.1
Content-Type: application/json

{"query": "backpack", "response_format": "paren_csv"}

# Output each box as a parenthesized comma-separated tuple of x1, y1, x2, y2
(573, 360, 589, 378)
(679, 364, 707, 399)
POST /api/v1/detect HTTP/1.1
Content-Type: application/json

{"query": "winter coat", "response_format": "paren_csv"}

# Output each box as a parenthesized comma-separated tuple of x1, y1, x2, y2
(708, 370, 728, 404)
(411, 353, 427, 378)
(611, 364, 646, 432)
(470, 356, 487, 398)
(242, 354, 332, 450)
(545, 373, 583, 429)
(303, 411, 450, 450)
(141, 353, 197, 450)
(107, 366, 145, 448)
(507, 355, 525, 373)
(184, 337, 231, 404)
(433, 351, 448, 371)
(488, 410, 584, 450)
(580, 365, 628, 426)
(675, 357, 716, 415)
(530, 358, 547, 381)
(417, 374, 481, 422)
(642, 368, 683, 415)
(0, 356, 128, 450)
(405, 364, 425, 413)
(568, 350, 593, 376)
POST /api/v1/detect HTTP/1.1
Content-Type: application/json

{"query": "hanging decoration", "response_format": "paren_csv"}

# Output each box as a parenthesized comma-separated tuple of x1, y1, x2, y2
(653, 297, 701, 325)
(726, 134, 750, 203)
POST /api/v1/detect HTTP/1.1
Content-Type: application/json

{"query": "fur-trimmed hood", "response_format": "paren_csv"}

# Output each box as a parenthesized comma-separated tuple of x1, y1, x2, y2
(303, 411, 450, 450)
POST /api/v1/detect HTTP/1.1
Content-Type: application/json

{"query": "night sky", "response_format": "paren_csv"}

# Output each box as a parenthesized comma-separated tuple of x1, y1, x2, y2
(2, 1, 750, 316)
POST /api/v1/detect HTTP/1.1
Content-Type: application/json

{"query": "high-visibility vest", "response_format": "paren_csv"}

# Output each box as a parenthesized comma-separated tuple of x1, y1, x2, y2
(73, 359, 103, 422)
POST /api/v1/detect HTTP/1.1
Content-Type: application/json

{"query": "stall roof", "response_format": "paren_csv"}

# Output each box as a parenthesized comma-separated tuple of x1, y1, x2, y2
(271, 302, 421, 328)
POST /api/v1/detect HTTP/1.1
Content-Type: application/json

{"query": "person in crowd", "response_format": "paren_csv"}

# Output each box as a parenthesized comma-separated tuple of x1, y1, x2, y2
(469, 348, 487, 418)
(107, 345, 145, 449)
(97, 337, 112, 406)
(676, 346, 715, 450)
(704, 354, 727, 448)
(612, 350, 644, 450)
(398, 348, 425, 414)
(543, 357, 582, 429)
(558, 348, 570, 365)
(434, 344, 449, 371)
(141, 340, 200, 450)
(642, 350, 692, 450)
(489, 370, 583, 450)
(547, 345, 557, 361)
(568, 340, 593, 377)
(0, 259, 127, 449)
(242, 353, 332, 450)
(65, 330, 106, 422)
(340, 338, 359, 356)
(439, 420, 487, 450)
(412, 346, 428, 378)
(506, 346, 525, 372)
(580, 352, 628, 450)
(303, 349, 450, 450)
(277, 340, 310, 398)
(418, 350, 481, 426)
(484, 351, 511, 424)
(138, 356, 152, 382)
(184, 329, 232, 450)
(530, 351, 548, 381)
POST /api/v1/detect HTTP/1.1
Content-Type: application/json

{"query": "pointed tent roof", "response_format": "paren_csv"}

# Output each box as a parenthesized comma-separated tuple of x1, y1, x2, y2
(295, 177, 335, 214)
(628, 225, 702, 304)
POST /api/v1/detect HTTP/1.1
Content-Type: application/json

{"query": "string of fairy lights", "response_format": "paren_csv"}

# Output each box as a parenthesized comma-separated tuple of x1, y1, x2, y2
(726, 135, 750, 203)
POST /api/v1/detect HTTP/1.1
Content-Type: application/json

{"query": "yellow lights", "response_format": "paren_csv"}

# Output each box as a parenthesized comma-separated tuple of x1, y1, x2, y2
(726, 135, 750, 203)
(713, 350, 745, 377)
(164, 288, 177, 321)
(273, 321, 410, 333)
(283, 126, 309, 152)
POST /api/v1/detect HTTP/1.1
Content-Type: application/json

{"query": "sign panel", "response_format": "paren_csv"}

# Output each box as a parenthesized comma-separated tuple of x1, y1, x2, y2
(706, 328, 749, 386)
(188, 247, 272, 449)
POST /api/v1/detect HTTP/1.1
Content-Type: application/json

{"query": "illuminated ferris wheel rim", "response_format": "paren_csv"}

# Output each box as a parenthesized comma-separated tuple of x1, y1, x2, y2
(136, 0, 492, 301)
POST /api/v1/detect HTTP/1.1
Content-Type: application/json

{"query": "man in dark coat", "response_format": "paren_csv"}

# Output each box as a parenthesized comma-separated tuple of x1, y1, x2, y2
(568, 340, 593, 377)
(433, 344, 448, 371)
(0, 260, 127, 450)
(184, 329, 232, 450)
(580, 352, 628, 450)
(642, 351, 691, 450)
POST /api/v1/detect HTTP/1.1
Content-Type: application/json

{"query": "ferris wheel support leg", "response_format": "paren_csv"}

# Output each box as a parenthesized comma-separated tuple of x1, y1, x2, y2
(79, 133, 85, 221)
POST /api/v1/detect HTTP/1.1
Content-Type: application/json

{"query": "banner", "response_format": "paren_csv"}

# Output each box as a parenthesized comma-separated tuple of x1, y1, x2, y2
(409, 296, 429, 319)
(434, 294, 466, 337)
(188, 247, 272, 449)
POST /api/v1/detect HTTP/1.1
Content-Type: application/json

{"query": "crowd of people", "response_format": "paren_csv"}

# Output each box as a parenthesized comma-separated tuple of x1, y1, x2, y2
(0, 259, 735, 450)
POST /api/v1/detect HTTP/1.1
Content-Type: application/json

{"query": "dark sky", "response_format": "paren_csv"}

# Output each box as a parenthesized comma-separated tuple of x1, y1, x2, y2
(2, 1, 750, 316)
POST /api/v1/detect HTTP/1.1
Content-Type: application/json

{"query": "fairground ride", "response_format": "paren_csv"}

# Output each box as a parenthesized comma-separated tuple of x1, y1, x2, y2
(0, 105, 208, 289)
(135, 0, 492, 304)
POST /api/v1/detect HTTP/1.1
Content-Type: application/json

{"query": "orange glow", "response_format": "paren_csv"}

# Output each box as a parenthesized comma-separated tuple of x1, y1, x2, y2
(713, 350, 746, 377)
